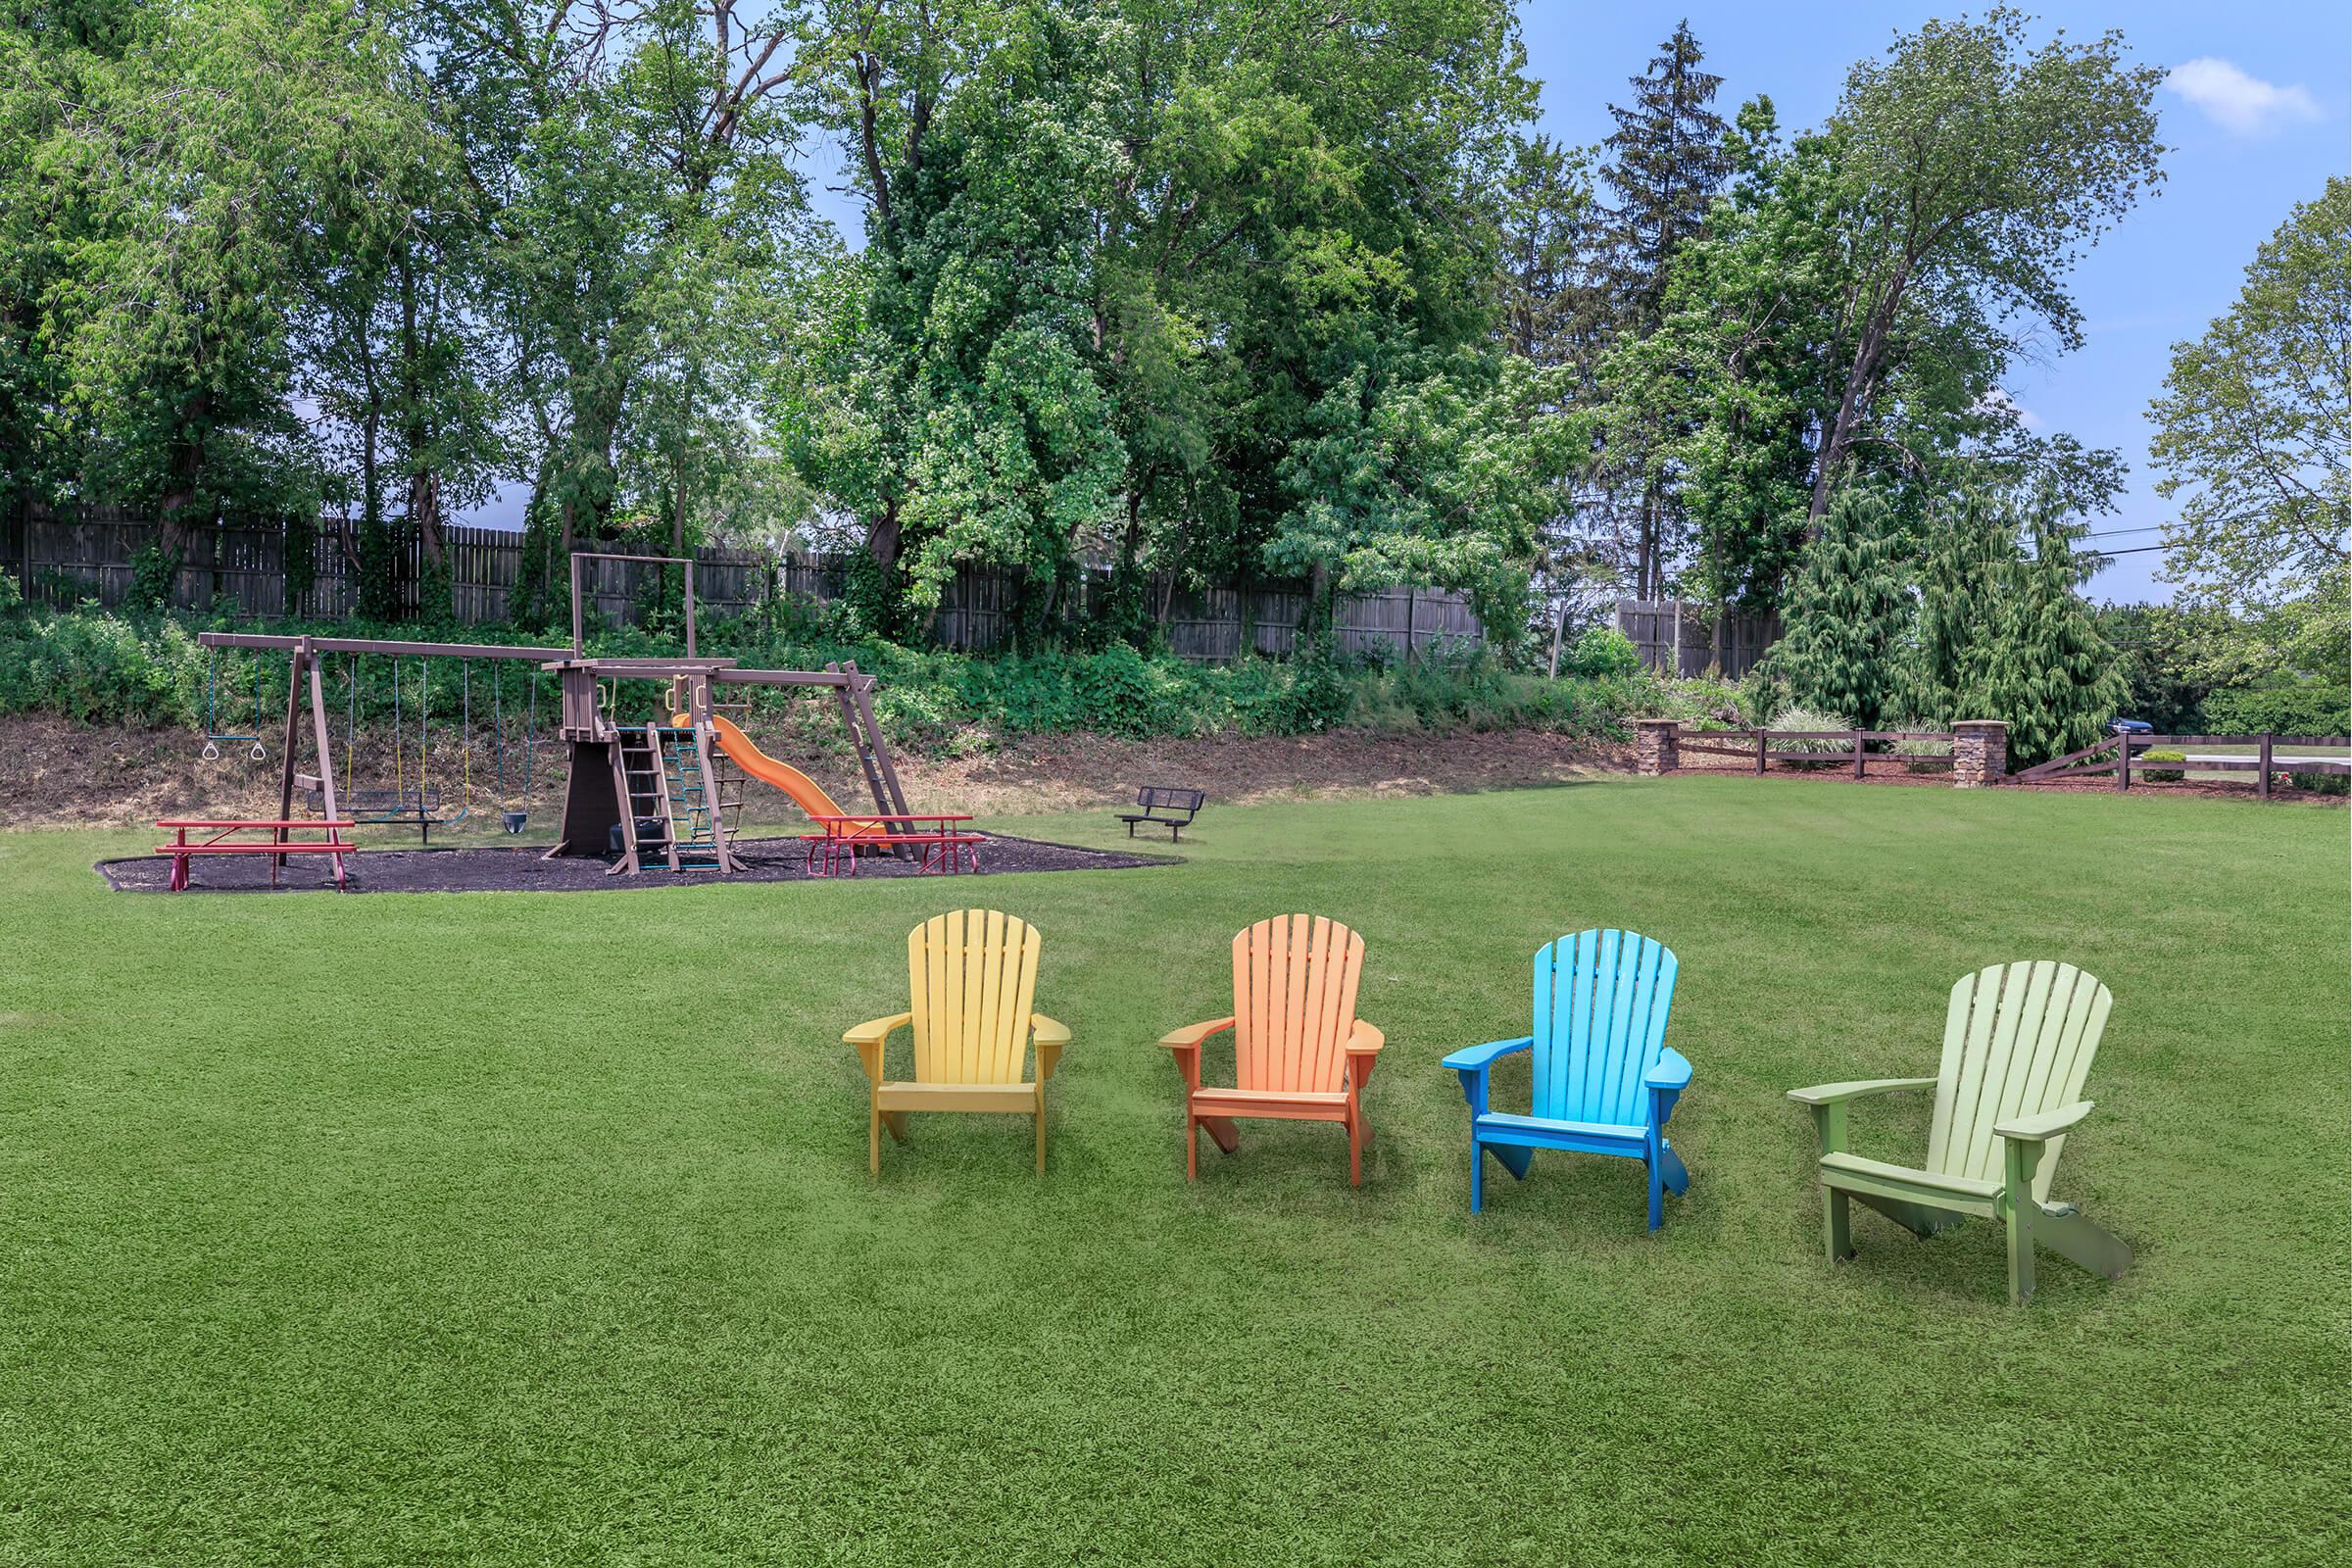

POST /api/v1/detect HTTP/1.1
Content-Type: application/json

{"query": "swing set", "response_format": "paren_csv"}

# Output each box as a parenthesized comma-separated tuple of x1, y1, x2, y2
(191, 632, 568, 854)
(182, 553, 917, 883)
(325, 656, 539, 841)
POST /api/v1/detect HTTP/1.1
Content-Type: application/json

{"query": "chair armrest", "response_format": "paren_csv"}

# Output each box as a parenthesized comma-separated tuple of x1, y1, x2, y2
(1159, 1016, 1235, 1052)
(1033, 1014, 1070, 1082)
(1160, 1016, 1232, 1092)
(844, 1012, 912, 1084)
(1643, 1047, 1692, 1128)
(1786, 1076, 1936, 1107)
(1439, 1036, 1534, 1073)
(1344, 1019, 1383, 1090)
(1994, 1100, 2093, 1144)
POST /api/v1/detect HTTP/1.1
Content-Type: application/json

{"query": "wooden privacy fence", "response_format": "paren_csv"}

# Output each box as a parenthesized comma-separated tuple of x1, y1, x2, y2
(2009, 733, 2351, 797)
(1674, 728, 1955, 779)
(2, 508, 1485, 663)
(1614, 599, 1781, 679)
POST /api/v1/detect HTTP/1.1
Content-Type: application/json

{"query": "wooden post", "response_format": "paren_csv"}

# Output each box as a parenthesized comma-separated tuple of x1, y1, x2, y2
(2116, 734, 2130, 792)
(2259, 733, 2274, 798)
(1755, 728, 1767, 775)
(848, 660, 911, 824)
(1853, 730, 1866, 780)
(686, 672, 742, 872)
(308, 653, 340, 847)
(1402, 587, 1416, 664)
(273, 640, 308, 862)
(684, 560, 697, 660)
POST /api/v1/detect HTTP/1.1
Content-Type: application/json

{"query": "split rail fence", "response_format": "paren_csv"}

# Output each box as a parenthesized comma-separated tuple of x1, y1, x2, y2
(1672, 727, 1954, 779)
(3, 508, 1482, 664)
(2009, 733, 2351, 797)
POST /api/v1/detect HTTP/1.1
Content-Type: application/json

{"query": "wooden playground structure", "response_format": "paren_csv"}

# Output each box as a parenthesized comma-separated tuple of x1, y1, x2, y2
(193, 552, 915, 878)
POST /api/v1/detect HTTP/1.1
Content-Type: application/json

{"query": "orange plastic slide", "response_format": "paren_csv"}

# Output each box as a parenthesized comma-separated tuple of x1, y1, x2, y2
(699, 713, 886, 837)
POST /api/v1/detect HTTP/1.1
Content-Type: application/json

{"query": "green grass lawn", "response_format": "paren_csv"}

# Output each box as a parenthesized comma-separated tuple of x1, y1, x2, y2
(2, 778, 2344, 1565)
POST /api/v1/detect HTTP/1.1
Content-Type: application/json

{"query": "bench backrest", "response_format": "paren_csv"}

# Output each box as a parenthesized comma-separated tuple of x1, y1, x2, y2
(1135, 785, 1205, 817)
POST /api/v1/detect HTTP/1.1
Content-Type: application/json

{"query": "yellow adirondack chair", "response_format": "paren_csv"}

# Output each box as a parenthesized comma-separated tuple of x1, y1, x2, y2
(844, 910, 1070, 1174)
(1789, 959, 2131, 1304)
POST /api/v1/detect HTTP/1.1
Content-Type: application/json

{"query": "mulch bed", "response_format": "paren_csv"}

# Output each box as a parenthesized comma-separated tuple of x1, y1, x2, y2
(99, 832, 1172, 896)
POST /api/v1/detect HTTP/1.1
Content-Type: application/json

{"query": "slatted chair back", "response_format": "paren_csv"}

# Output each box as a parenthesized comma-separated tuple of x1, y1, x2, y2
(1530, 929, 1680, 1125)
(907, 909, 1043, 1085)
(1230, 915, 1365, 1094)
(1927, 961, 2112, 1202)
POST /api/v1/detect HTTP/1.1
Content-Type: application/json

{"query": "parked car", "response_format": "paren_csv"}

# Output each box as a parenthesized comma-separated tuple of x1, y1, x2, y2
(2107, 717, 2155, 736)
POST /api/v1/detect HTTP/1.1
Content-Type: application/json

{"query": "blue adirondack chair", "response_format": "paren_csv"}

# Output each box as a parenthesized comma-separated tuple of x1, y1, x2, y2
(1441, 929, 1692, 1230)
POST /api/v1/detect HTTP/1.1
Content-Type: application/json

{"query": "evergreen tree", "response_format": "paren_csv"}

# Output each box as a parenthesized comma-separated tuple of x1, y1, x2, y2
(1593, 22, 1732, 600)
(1910, 490, 2013, 720)
(1980, 501, 2127, 766)
(1770, 489, 1913, 728)
(1498, 135, 1605, 376)
(1599, 22, 1732, 335)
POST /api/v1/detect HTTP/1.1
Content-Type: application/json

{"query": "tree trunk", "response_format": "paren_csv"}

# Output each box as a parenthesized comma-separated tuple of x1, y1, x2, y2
(1809, 285, 1903, 532)
(155, 389, 212, 564)
(867, 498, 902, 571)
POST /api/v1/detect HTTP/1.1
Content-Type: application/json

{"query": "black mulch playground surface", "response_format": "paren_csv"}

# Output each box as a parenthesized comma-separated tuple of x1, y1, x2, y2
(100, 833, 1172, 895)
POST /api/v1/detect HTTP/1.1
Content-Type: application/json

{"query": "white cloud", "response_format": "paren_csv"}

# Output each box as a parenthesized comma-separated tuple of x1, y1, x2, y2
(2166, 58, 2323, 137)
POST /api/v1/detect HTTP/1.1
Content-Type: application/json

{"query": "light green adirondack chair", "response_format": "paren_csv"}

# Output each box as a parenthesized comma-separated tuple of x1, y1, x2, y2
(1788, 960, 2131, 1304)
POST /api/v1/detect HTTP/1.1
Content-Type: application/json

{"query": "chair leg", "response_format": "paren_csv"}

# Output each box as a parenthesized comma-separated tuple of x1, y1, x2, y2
(1186, 1118, 1199, 1182)
(1647, 1160, 1665, 1233)
(2006, 1194, 2036, 1305)
(1822, 1186, 1852, 1261)
(1035, 1108, 1047, 1176)
(1469, 1139, 1484, 1213)
(1348, 1111, 1363, 1187)
(869, 1095, 881, 1177)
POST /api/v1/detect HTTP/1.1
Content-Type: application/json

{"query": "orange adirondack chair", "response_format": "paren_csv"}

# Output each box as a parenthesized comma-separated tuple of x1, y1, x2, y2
(1160, 915, 1386, 1185)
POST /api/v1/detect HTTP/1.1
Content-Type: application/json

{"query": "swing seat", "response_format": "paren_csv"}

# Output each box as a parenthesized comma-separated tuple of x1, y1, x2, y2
(308, 782, 444, 822)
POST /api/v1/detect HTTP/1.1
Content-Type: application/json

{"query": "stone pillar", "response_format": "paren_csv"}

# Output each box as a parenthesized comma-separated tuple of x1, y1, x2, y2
(1634, 718, 1681, 776)
(1951, 720, 2008, 787)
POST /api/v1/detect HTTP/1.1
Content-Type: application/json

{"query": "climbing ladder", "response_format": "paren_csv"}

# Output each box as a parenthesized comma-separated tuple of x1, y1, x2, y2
(609, 726, 673, 874)
(661, 726, 723, 869)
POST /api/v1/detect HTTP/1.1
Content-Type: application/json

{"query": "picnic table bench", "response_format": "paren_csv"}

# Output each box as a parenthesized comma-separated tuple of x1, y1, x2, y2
(154, 819, 358, 892)
(1117, 785, 1204, 841)
(802, 813, 985, 878)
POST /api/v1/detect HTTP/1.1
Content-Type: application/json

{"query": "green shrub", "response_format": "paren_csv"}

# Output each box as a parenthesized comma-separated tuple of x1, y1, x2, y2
(1563, 625, 1643, 680)
(0, 603, 1738, 755)
(2203, 682, 2351, 739)
(1767, 705, 1852, 767)
(2288, 769, 2349, 796)
(2138, 748, 2185, 783)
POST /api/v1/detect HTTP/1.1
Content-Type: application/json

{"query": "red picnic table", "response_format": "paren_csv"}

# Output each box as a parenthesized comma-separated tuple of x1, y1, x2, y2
(802, 813, 984, 878)
(154, 819, 358, 892)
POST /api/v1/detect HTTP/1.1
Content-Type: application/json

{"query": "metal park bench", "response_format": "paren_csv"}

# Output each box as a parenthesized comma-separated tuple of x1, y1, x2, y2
(1117, 785, 1205, 841)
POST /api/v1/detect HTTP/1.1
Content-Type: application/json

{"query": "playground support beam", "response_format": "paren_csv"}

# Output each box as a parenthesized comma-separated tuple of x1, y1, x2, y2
(199, 631, 568, 662)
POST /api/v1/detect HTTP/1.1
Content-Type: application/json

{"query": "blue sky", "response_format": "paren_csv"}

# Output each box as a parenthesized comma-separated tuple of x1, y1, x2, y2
(1516, 2, 2348, 603)
(471, 5, 2346, 606)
